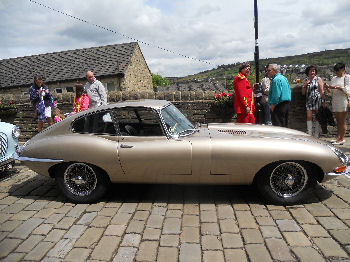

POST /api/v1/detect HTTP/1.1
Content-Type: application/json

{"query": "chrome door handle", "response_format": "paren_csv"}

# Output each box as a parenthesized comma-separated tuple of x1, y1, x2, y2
(120, 144, 133, 148)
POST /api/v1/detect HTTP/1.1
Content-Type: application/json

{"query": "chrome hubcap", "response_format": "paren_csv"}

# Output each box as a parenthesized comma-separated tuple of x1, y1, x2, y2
(270, 162, 308, 198)
(64, 163, 97, 196)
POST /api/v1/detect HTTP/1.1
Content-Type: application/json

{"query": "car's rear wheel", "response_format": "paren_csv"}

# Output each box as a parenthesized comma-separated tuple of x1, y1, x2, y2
(55, 162, 110, 203)
(256, 161, 317, 205)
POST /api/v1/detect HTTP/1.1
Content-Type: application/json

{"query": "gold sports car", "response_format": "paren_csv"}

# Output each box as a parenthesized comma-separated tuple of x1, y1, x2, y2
(16, 100, 350, 204)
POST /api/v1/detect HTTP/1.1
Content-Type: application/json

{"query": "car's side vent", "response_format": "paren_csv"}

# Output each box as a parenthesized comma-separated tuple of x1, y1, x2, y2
(218, 129, 247, 136)
(0, 132, 9, 158)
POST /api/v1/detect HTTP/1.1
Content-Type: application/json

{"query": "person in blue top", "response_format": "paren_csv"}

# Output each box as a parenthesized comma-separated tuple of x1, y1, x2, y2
(267, 64, 291, 127)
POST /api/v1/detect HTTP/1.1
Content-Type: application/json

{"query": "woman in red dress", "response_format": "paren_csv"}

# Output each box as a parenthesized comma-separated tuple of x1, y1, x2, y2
(233, 63, 255, 124)
(73, 84, 89, 113)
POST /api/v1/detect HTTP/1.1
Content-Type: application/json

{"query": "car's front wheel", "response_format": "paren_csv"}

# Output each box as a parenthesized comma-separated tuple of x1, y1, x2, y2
(256, 161, 317, 205)
(55, 162, 111, 203)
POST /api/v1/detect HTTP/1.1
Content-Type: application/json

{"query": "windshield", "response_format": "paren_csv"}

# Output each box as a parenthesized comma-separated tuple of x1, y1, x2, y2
(161, 104, 195, 136)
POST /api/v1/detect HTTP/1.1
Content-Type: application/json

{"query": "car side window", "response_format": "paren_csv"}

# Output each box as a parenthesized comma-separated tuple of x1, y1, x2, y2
(115, 108, 164, 136)
(71, 110, 117, 135)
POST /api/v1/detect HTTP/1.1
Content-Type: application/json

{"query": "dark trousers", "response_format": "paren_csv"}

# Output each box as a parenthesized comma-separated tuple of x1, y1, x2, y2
(271, 101, 290, 127)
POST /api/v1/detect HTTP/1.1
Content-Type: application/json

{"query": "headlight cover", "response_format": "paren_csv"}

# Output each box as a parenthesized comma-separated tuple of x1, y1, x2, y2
(12, 126, 20, 139)
(328, 145, 349, 164)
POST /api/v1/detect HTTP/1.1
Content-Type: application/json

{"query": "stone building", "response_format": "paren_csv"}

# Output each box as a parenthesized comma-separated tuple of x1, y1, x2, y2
(0, 42, 152, 96)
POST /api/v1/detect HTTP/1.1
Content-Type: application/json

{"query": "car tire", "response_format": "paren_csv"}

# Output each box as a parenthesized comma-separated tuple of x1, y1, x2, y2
(256, 161, 317, 205)
(55, 162, 111, 203)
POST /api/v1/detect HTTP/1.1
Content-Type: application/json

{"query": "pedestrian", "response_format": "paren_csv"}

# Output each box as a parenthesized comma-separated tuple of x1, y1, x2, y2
(267, 64, 291, 127)
(73, 83, 89, 113)
(302, 65, 326, 137)
(324, 62, 350, 145)
(233, 62, 255, 124)
(29, 75, 53, 132)
(261, 64, 272, 125)
(84, 71, 107, 108)
(53, 107, 65, 123)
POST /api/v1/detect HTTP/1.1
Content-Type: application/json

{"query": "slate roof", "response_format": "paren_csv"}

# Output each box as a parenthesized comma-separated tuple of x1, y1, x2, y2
(0, 42, 139, 89)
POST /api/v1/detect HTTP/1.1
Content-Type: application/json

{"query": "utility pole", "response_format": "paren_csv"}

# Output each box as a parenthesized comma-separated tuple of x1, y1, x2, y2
(254, 0, 259, 83)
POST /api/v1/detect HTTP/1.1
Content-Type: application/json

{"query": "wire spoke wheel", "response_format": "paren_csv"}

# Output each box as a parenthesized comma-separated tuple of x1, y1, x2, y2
(64, 163, 97, 197)
(269, 162, 308, 198)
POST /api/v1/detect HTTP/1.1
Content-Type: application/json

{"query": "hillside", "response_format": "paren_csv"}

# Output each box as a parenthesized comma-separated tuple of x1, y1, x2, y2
(171, 48, 350, 87)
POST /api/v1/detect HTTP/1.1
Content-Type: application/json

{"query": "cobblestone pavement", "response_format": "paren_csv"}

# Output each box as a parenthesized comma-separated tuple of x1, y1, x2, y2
(1, 141, 350, 261)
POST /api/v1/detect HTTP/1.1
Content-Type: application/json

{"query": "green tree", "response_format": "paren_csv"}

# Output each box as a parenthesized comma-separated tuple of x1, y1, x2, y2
(152, 74, 169, 92)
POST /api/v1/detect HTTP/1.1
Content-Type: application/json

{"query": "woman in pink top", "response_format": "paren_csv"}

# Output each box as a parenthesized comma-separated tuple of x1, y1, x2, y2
(73, 84, 89, 113)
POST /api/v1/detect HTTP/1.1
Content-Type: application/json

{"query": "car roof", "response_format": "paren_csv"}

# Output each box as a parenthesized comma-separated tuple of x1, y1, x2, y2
(88, 99, 172, 112)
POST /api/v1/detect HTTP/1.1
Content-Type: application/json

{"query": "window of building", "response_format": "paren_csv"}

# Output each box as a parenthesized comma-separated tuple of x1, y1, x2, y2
(55, 88, 63, 93)
(66, 86, 74, 92)
(106, 82, 115, 92)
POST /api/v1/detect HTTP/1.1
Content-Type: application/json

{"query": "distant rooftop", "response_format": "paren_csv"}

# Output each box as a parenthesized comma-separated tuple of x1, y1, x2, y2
(0, 42, 138, 89)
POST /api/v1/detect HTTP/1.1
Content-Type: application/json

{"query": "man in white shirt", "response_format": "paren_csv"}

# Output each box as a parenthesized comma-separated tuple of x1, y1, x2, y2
(84, 71, 107, 108)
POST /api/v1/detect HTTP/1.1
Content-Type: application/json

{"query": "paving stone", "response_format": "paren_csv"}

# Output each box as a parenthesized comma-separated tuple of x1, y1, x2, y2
(221, 233, 243, 248)
(329, 229, 350, 245)
(45, 213, 65, 224)
(76, 212, 97, 225)
(217, 205, 235, 219)
(305, 203, 333, 217)
(98, 207, 118, 217)
(260, 225, 282, 238)
(44, 229, 65, 242)
(113, 247, 137, 262)
(200, 203, 216, 211)
(183, 204, 199, 215)
(1, 203, 27, 214)
(10, 210, 36, 221)
(104, 224, 127, 236)
(118, 203, 137, 213)
(290, 208, 317, 224)
(269, 210, 292, 220)
(245, 244, 273, 262)
(47, 238, 76, 258)
(33, 223, 53, 235)
(111, 212, 132, 225)
(25, 201, 48, 211)
(251, 208, 270, 217)
(137, 202, 153, 211)
(256, 216, 275, 226)
(55, 217, 76, 229)
(182, 215, 199, 227)
(15, 235, 44, 252)
(233, 203, 250, 211)
(166, 209, 182, 218)
(242, 229, 264, 244)
(0, 213, 12, 224)
(224, 249, 248, 262)
(85, 203, 104, 212)
(1, 253, 25, 262)
(64, 225, 87, 240)
(292, 247, 326, 262)
(157, 247, 178, 262)
(283, 232, 312, 246)
(8, 217, 44, 239)
(163, 217, 181, 234)
(24, 241, 55, 261)
(317, 216, 348, 230)
(152, 206, 167, 216)
(146, 215, 164, 229)
(181, 227, 200, 243)
(90, 215, 111, 227)
(202, 235, 223, 250)
(332, 208, 350, 220)
(91, 236, 121, 261)
(0, 220, 23, 232)
(313, 237, 349, 258)
(121, 234, 141, 247)
(201, 223, 220, 235)
(160, 235, 179, 247)
(201, 210, 218, 223)
(302, 224, 330, 238)
(143, 228, 161, 240)
(219, 219, 239, 233)
(126, 220, 145, 233)
(179, 243, 201, 262)
(65, 248, 91, 262)
(134, 211, 150, 220)
(276, 219, 301, 232)
(0, 238, 22, 259)
(265, 238, 295, 261)
(203, 250, 225, 262)
(136, 241, 158, 262)
(74, 227, 104, 248)
(323, 195, 348, 209)
(236, 211, 258, 228)
(66, 204, 88, 218)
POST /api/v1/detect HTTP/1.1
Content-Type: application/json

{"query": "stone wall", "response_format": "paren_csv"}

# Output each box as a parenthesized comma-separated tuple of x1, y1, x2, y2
(0, 85, 345, 142)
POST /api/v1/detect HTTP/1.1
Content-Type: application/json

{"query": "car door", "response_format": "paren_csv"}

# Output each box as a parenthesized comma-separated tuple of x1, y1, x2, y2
(115, 107, 192, 183)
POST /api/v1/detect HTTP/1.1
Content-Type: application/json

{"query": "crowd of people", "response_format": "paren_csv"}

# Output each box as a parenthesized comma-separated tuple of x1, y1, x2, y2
(29, 63, 349, 144)
(29, 70, 107, 132)
(233, 62, 349, 144)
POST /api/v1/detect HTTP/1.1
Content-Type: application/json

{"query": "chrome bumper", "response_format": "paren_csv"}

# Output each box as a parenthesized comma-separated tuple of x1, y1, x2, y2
(324, 164, 350, 182)
(14, 153, 63, 163)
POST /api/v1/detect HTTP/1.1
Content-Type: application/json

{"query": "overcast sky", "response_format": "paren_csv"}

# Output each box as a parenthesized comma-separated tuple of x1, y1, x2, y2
(1, 0, 350, 77)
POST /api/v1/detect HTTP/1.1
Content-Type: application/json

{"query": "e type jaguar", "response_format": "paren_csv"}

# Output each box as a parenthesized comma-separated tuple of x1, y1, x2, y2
(17, 100, 349, 204)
